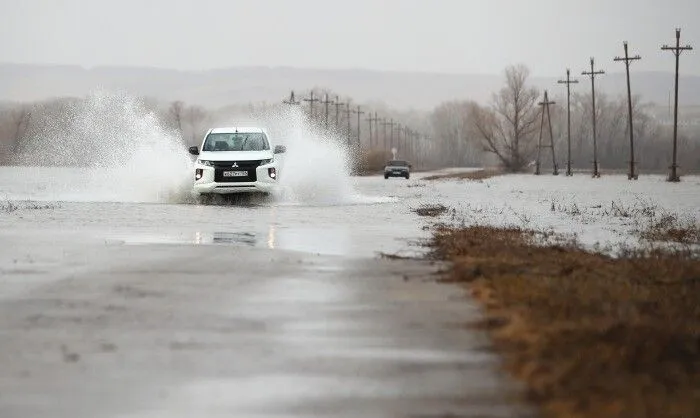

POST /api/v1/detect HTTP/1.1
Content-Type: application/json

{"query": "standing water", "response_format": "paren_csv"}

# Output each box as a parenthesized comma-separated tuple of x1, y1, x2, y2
(4, 90, 387, 206)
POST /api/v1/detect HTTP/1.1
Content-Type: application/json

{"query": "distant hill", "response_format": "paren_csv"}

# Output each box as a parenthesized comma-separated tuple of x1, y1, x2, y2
(1, 63, 699, 110)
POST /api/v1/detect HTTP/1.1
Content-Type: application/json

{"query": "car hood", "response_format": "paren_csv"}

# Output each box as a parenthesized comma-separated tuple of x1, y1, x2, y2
(198, 150, 273, 161)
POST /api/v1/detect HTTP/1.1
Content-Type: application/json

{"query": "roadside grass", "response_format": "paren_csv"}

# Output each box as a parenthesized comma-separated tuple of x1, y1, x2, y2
(422, 168, 503, 181)
(639, 213, 700, 245)
(548, 198, 700, 246)
(430, 225, 700, 418)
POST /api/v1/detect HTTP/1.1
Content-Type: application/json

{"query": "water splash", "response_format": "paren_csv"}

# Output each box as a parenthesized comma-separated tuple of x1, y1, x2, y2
(209, 105, 387, 206)
(11, 90, 390, 206)
(15, 89, 193, 203)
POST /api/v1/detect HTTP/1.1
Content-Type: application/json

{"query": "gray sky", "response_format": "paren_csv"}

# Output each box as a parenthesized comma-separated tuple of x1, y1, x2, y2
(1, 0, 698, 76)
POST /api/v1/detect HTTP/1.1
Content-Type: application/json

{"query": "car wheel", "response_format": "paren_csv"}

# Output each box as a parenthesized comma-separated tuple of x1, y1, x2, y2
(405, 174, 410, 180)
(384, 175, 389, 179)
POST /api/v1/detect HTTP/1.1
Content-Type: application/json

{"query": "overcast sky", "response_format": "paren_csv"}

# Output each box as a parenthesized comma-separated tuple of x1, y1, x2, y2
(1, 0, 698, 76)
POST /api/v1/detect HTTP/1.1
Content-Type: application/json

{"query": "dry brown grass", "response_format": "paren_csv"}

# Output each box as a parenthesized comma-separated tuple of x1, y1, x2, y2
(431, 225, 700, 418)
(415, 204, 449, 217)
(423, 168, 503, 181)
(640, 213, 700, 245)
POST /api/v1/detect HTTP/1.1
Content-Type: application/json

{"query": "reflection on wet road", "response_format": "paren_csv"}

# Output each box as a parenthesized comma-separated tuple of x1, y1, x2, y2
(0, 168, 530, 417)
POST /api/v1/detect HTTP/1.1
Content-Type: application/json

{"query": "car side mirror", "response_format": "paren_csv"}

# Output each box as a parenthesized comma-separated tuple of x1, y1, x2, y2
(274, 145, 287, 154)
(188, 146, 199, 156)
(409, 164, 413, 169)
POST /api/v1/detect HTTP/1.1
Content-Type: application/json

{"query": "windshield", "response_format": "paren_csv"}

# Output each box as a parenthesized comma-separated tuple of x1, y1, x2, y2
(202, 132, 270, 152)
(388, 160, 408, 166)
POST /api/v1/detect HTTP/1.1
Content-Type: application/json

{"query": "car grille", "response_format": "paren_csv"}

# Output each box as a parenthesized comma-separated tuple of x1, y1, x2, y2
(211, 160, 263, 169)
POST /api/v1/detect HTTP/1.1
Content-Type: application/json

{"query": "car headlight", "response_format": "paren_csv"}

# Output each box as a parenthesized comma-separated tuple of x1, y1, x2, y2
(260, 158, 274, 165)
(196, 159, 213, 166)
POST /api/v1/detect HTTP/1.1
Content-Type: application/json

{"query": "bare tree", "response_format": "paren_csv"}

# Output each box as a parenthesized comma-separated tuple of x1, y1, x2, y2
(469, 65, 540, 172)
(185, 105, 207, 145)
(168, 101, 185, 135)
(430, 100, 483, 166)
(9, 106, 32, 154)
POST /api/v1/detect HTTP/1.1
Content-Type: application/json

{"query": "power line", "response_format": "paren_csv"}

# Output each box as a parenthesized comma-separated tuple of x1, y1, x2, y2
(558, 69, 579, 176)
(582, 57, 605, 178)
(661, 28, 693, 183)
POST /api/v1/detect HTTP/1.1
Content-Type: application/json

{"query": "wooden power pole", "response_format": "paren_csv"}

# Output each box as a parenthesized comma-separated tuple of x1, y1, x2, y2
(558, 69, 578, 176)
(615, 41, 642, 180)
(582, 58, 605, 178)
(661, 28, 693, 182)
(535, 90, 558, 176)
(320, 94, 334, 130)
(353, 105, 365, 148)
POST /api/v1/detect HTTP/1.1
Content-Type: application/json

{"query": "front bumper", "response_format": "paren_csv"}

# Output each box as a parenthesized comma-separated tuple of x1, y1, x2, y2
(193, 164, 279, 195)
(385, 170, 409, 177)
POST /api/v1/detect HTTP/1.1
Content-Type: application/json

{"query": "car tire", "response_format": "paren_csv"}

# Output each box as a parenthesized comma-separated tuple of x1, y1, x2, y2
(405, 174, 410, 180)
(384, 174, 389, 179)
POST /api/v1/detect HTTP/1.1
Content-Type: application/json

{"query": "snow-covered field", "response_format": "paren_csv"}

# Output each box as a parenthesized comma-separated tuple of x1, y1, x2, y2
(418, 172, 700, 250)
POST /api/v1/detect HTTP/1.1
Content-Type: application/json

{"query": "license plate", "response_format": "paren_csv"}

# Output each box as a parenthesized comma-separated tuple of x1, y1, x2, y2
(222, 170, 248, 177)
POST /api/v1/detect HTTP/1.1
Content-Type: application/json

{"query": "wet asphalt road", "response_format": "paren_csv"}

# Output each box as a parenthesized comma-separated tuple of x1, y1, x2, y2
(0, 169, 530, 417)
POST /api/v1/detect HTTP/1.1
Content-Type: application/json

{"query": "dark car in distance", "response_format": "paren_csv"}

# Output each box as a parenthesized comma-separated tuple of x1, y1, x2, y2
(384, 160, 411, 179)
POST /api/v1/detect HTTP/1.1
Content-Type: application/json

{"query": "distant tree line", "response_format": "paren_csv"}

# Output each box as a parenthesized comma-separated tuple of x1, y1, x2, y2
(0, 65, 698, 174)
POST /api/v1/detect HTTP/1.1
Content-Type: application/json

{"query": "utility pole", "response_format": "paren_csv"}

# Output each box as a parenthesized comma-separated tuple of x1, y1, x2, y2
(396, 123, 402, 156)
(382, 119, 395, 153)
(365, 113, 373, 148)
(303, 91, 319, 119)
(661, 28, 693, 182)
(353, 105, 365, 148)
(404, 128, 411, 160)
(558, 69, 579, 176)
(615, 42, 642, 180)
(345, 102, 352, 146)
(283, 90, 300, 105)
(582, 58, 605, 178)
(372, 112, 380, 148)
(320, 94, 334, 130)
(535, 91, 558, 175)
(334, 96, 345, 130)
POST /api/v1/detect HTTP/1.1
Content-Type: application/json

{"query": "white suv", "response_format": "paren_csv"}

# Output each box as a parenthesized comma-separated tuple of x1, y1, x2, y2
(188, 127, 286, 195)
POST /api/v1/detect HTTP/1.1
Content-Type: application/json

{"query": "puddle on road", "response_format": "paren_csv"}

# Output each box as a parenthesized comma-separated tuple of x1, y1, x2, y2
(119, 226, 353, 257)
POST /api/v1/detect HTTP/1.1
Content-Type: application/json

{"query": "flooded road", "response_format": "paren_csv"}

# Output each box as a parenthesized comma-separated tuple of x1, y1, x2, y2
(0, 167, 528, 418)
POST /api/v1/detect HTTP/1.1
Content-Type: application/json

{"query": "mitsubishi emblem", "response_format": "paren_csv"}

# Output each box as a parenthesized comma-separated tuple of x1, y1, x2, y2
(231, 162, 239, 168)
